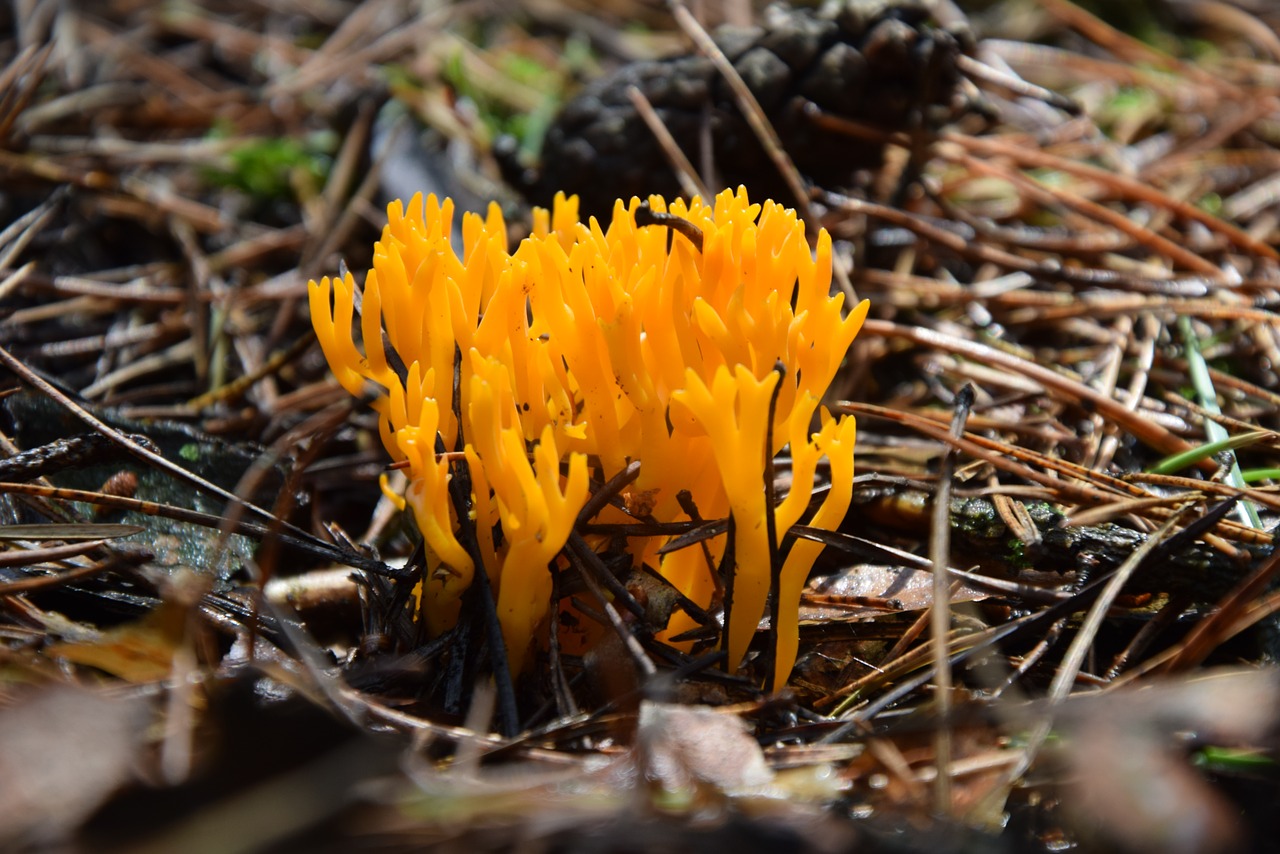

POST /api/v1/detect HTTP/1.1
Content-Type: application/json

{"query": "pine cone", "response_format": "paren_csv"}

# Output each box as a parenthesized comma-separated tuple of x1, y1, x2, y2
(526, 0, 976, 218)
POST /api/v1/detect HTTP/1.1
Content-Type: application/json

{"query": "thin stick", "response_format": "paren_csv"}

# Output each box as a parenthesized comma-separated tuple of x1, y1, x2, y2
(0, 190, 62, 271)
(666, 1, 811, 223)
(665, 1, 858, 304)
(763, 362, 784, 692)
(185, 334, 314, 411)
(568, 531, 647, 620)
(857, 319, 1201, 463)
(930, 384, 973, 813)
(0, 343, 353, 553)
(0, 537, 113, 569)
(939, 131, 1279, 262)
(980, 505, 1191, 815)
(0, 555, 119, 594)
(567, 535, 657, 679)
(956, 153, 1221, 277)
(627, 85, 710, 201)
(440, 432, 519, 738)
(956, 53, 1080, 114)
(578, 459, 641, 526)
(0, 480, 402, 578)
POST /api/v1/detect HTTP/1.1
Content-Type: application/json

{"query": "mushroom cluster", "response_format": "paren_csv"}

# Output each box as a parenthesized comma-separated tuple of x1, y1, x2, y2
(310, 187, 868, 686)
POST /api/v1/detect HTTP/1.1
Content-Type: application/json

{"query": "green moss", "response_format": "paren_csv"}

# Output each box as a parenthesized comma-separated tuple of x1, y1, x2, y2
(441, 48, 573, 159)
(202, 123, 335, 202)
(950, 497, 1005, 539)
(1196, 191, 1223, 216)
(1005, 537, 1031, 569)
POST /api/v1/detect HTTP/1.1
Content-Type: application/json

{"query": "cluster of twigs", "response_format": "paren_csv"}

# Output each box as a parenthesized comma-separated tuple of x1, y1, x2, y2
(3, 0, 1280, 850)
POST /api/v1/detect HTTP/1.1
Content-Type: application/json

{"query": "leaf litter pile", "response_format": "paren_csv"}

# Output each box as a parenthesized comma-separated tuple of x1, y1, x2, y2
(4, 0, 1280, 851)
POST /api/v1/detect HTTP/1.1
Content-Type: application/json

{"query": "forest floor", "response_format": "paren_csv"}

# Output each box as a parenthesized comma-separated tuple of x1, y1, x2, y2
(3, 1, 1280, 851)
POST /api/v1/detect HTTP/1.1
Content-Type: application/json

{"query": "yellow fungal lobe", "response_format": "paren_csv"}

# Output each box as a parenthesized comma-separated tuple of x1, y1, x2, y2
(309, 187, 868, 684)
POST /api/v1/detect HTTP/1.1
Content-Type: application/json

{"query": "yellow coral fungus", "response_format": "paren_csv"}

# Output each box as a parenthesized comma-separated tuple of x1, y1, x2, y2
(309, 187, 869, 686)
